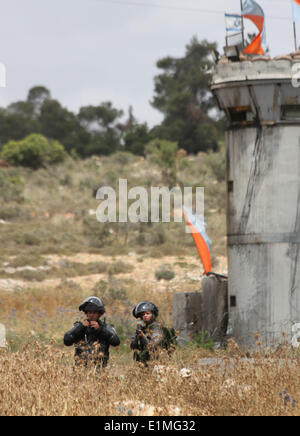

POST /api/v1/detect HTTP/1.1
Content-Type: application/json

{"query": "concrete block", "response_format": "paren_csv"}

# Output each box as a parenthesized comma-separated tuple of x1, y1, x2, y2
(201, 275, 228, 343)
(172, 276, 228, 344)
(172, 292, 202, 344)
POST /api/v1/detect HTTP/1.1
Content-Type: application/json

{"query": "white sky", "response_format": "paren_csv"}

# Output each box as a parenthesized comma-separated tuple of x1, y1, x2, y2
(0, 0, 296, 127)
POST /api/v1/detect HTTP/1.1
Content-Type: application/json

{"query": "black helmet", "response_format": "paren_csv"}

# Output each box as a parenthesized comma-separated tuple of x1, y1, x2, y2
(79, 296, 105, 314)
(132, 301, 159, 319)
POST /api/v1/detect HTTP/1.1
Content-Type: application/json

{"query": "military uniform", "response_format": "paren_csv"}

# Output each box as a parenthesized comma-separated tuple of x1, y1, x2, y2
(64, 320, 120, 368)
(130, 320, 164, 364)
(64, 296, 120, 369)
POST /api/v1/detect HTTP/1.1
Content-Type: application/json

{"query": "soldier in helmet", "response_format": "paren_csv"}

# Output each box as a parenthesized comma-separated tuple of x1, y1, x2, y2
(64, 296, 120, 368)
(130, 301, 165, 364)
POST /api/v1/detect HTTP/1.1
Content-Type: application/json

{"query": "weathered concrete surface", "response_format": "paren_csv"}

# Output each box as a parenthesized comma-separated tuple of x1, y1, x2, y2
(172, 276, 228, 343)
(212, 59, 294, 85)
(211, 59, 300, 347)
(172, 292, 202, 343)
(201, 275, 228, 343)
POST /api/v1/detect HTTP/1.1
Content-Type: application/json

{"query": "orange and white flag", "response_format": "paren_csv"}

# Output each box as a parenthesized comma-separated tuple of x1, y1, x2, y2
(183, 206, 212, 275)
(242, 0, 267, 55)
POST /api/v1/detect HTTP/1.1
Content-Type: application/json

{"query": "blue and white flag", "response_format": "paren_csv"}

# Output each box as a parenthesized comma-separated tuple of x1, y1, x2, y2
(292, 0, 300, 23)
(225, 13, 243, 32)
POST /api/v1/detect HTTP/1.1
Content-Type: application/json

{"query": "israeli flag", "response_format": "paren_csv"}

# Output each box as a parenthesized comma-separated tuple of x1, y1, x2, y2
(225, 13, 243, 32)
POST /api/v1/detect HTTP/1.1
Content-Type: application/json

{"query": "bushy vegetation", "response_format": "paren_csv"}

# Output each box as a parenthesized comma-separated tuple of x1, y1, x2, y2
(1, 134, 66, 169)
(155, 264, 175, 281)
(0, 148, 226, 259)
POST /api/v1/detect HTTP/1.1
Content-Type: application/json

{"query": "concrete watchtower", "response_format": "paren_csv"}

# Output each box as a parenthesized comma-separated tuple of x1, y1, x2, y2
(210, 54, 300, 347)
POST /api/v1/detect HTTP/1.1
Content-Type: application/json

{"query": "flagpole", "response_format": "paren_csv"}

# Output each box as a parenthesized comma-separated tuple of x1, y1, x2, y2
(225, 14, 228, 47)
(240, 0, 245, 48)
(294, 21, 298, 51)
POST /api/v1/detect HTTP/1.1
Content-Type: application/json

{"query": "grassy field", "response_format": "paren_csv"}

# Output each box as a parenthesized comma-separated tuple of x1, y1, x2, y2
(1, 338, 300, 416)
(2, 149, 299, 416)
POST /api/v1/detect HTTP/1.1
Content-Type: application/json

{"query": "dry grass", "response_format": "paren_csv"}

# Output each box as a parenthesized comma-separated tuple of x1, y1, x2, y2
(3, 150, 295, 416)
(1, 278, 300, 416)
(0, 339, 300, 416)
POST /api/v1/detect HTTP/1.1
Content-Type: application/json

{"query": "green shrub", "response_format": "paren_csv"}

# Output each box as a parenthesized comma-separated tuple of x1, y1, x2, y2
(9, 254, 48, 268)
(1, 134, 67, 169)
(149, 224, 166, 246)
(19, 232, 41, 246)
(0, 172, 24, 203)
(193, 331, 216, 351)
(145, 139, 178, 185)
(155, 264, 175, 281)
(83, 217, 112, 247)
(92, 278, 128, 305)
(110, 151, 136, 166)
(0, 204, 25, 220)
(107, 261, 134, 276)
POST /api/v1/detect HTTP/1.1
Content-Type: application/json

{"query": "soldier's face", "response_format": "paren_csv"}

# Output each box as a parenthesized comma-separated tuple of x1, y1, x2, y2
(86, 311, 99, 321)
(142, 311, 152, 322)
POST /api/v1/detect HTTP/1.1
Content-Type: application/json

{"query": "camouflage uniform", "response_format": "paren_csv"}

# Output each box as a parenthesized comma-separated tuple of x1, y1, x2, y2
(130, 320, 164, 364)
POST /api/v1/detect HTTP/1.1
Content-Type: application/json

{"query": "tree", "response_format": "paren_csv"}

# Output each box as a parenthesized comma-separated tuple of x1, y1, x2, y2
(77, 102, 123, 156)
(151, 37, 222, 153)
(0, 108, 36, 147)
(123, 123, 150, 155)
(120, 106, 151, 156)
(39, 99, 85, 152)
(27, 86, 51, 117)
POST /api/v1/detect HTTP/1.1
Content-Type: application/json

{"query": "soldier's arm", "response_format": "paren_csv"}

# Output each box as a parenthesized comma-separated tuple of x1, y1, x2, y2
(130, 333, 142, 350)
(63, 322, 85, 346)
(98, 323, 120, 347)
(148, 326, 164, 349)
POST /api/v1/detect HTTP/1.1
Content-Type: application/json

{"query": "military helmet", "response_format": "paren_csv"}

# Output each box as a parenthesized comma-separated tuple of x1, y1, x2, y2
(132, 301, 159, 319)
(79, 296, 105, 314)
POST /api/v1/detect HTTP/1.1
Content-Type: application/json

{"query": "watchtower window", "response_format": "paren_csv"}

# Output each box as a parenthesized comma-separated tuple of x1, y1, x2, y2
(281, 105, 300, 121)
(230, 296, 237, 308)
(227, 106, 255, 123)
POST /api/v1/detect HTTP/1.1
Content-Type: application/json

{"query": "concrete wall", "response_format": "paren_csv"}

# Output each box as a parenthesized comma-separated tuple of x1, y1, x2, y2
(172, 276, 228, 344)
(211, 58, 300, 347)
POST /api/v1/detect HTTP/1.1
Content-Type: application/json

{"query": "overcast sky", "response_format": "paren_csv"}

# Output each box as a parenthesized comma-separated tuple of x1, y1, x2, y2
(0, 0, 296, 126)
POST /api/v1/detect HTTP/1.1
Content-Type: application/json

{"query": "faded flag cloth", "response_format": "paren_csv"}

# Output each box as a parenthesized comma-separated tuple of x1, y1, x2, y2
(225, 13, 243, 32)
(183, 206, 212, 275)
(242, 0, 267, 55)
(292, 0, 300, 22)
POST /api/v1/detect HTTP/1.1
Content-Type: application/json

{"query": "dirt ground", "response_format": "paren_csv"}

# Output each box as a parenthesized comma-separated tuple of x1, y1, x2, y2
(0, 253, 228, 293)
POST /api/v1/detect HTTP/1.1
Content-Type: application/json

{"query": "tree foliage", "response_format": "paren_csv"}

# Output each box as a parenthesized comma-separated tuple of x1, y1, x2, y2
(77, 102, 123, 156)
(0, 37, 225, 159)
(151, 37, 222, 153)
(145, 139, 179, 186)
(1, 133, 67, 169)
